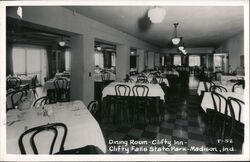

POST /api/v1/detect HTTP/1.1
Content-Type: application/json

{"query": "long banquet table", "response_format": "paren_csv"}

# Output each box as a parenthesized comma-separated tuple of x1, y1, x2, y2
(200, 92, 244, 123)
(6, 100, 106, 154)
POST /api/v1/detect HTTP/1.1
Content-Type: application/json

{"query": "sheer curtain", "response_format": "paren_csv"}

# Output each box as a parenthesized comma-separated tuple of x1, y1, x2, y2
(173, 55, 182, 66)
(12, 45, 48, 85)
(189, 55, 201, 66)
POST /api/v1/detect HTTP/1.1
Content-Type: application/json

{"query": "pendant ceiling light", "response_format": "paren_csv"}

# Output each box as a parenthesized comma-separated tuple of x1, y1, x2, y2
(172, 23, 181, 45)
(178, 37, 185, 51)
(58, 41, 66, 47)
(148, 6, 166, 24)
(17, 6, 23, 18)
(58, 36, 66, 47)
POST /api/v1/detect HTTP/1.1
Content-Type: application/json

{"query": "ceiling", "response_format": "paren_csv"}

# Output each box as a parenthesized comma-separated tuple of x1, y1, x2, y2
(7, 17, 71, 47)
(65, 6, 244, 48)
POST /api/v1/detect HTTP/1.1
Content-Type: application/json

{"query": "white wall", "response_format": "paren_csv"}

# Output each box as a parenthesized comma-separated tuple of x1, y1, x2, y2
(215, 31, 244, 71)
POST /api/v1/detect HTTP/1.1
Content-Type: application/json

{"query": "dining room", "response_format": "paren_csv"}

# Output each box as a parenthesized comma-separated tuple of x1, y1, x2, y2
(1, 0, 249, 159)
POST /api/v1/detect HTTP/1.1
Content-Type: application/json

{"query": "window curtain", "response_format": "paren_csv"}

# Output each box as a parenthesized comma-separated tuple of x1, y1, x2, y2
(41, 49, 48, 85)
(46, 47, 53, 79)
(6, 42, 13, 76)
(58, 49, 66, 72)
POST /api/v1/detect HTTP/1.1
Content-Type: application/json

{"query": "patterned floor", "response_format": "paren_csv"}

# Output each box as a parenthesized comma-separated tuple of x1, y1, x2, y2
(98, 74, 226, 154)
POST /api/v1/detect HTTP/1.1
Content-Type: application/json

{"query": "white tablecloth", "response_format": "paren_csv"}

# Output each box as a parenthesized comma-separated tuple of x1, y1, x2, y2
(44, 78, 70, 90)
(164, 70, 179, 77)
(6, 100, 106, 154)
(221, 75, 244, 82)
(7, 76, 33, 86)
(102, 82, 165, 101)
(200, 92, 244, 123)
(130, 76, 170, 87)
(94, 72, 116, 82)
(197, 81, 244, 96)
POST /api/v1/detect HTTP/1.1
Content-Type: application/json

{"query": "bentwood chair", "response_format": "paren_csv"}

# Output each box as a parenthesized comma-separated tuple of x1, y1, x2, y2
(87, 100, 99, 116)
(7, 77, 22, 90)
(54, 78, 70, 102)
(101, 72, 110, 81)
(209, 85, 227, 93)
(114, 84, 131, 123)
(8, 90, 25, 111)
(207, 92, 228, 144)
(223, 97, 244, 152)
(124, 74, 134, 83)
(132, 85, 149, 123)
(32, 96, 49, 108)
(232, 80, 245, 93)
(136, 75, 149, 83)
(31, 75, 38, 98)
(18, 123, 67, 154)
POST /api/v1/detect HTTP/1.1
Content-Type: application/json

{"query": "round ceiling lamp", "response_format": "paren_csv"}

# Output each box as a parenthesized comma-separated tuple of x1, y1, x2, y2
(171, 23, 181, 45)
(58, 41, 66, 47)
(148, 7, 166, 24)
(96, 46, 102, 51)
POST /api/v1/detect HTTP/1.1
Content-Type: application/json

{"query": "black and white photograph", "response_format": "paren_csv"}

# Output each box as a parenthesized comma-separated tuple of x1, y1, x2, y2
(0, 0, 249, 161)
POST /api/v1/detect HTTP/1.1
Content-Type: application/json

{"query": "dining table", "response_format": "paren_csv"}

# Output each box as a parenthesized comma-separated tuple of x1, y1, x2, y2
(6, 100, 107, 154)
(94, 72, 116, 82)
(200, 92, 244, 123)
(44, 78, 70, 90)
(130, 75, 170, 87)
(197, 81, 244, 96)
(221, 75, 244, 82)
(102, 82, 165, 101)
(7, 75, 33, 87)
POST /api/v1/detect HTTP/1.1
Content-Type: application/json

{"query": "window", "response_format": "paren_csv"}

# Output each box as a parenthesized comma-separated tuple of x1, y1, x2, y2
(111, 52, 116, 67)
(65, 50, 71, 71)
(12, 45, 47, 85)
(189, 55, 200, 66)
(173, 55, 182, 66)
(95, 51, 104, 68)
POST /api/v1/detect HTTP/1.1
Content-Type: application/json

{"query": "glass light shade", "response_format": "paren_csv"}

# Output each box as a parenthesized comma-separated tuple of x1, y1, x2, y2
(148, 7, 166, 23)
(58, 41, 66, 47)
(96, 46, 102, 51)
(172, 37, 181, 45)
(178, 46, 184, 51)
(17, 6, 22, 18)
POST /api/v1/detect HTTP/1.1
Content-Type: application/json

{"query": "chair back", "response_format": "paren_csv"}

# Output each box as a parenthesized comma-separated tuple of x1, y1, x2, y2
(54, 78, 70, 102)
(136, 75, 148, 83)
(101, 72, 110, 81)
(18, 123, 67, 154)
(115, 84, 131, 96)
(32, 96, 48, 108)
(31, 75, 37, 88)
(227, 97, 244, 122)
(6, 90, 25, 111)
(87, 100, 99, 115)
(211, 92, 227, 112)
(155, 76, 163, 84)
(132, 85, 149, 96)
(210, 85, 227, 93)
(232, 80, 245, 93)
(7, 77, 22, 90)
(203, 81, 215, 92)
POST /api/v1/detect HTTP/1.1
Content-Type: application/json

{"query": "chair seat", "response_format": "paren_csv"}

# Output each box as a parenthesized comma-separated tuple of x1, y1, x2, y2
(55, 145, 104, 154)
